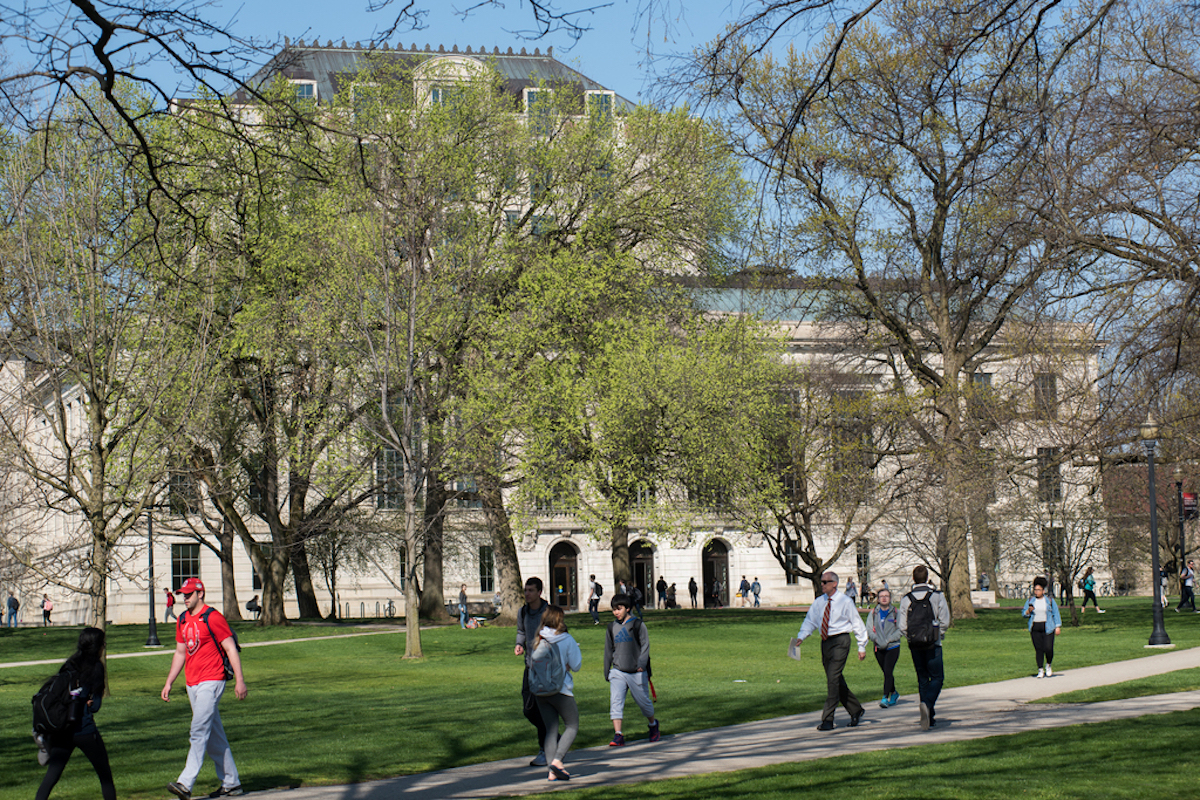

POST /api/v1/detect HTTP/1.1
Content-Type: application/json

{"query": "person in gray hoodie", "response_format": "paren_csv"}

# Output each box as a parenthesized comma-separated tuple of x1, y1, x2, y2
(532, 606, 583, 782)
(603, 593, 660, 746)
(899, 566, 951, 730)
(867, 588, 903, 708)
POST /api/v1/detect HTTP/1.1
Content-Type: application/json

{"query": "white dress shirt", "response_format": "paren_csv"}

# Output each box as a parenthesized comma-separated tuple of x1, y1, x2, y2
(797, 591, 869, 653)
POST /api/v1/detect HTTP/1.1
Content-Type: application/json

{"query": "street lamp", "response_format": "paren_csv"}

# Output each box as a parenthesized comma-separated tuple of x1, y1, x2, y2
(1139, 413, 1171, 647)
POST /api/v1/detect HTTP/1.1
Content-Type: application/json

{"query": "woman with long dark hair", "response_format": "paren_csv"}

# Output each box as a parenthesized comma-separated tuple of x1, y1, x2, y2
(34, 626, 116, 800)
(1022, 576, 1062, 679)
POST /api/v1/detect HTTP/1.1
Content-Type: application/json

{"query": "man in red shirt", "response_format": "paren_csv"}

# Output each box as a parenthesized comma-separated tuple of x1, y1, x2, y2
(161, 578, 247, 799)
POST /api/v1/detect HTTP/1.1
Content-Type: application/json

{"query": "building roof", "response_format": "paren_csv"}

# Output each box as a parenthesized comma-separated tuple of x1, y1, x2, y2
(240, 40, 637, 111)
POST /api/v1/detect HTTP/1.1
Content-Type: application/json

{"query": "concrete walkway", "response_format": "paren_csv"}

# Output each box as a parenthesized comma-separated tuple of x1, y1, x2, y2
(251, 646, 1200, 799)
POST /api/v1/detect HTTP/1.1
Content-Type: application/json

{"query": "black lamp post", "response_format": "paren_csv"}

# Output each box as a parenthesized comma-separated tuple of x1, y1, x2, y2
(146, 511, 162, 647)
(1176, 465, 1186, 568)
(1140, 414, 1171, 647)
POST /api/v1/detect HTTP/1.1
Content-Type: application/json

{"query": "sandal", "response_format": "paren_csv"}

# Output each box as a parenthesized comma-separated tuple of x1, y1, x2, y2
(548, 764, 570, 781)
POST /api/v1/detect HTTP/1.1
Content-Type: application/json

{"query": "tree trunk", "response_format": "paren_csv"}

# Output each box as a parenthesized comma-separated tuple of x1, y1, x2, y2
(89, 529, 109, 631)
(289, 531, 322, 618)
(610, 519, 632, 588)
(419, 474, 451, 620)
(480, 469, 523, 625)
(969, 505, 993, 591)
(219, 517, 242, 622)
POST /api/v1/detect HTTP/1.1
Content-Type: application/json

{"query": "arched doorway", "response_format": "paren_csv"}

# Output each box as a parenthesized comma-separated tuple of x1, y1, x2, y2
(630, 540, 655, 606)
(702, 539, 730, 607)
(549, 541, 580, 610)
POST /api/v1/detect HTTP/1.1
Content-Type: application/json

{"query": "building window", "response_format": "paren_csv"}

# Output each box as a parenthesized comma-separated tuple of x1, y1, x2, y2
(252, 562, 262, 591)
(1037, 447, 1061, 503)
(586, 90, 614, 132)
(168, 470, 201, 516)
(969, 372, 993, 417)
(453, 477, 482, 509)
(479, 545, 495, 593)
(397, 546, 407, 590)
(856, 538, 870, 586)
(1042, 526, 1066, 576)
(377, 445, 404, 510)
(785, 540, 801, 585)
(291, 80, 317, 102)
(1034, 373, 1058, 420)
(430, 86, 461, 106)
(830, 390, 874, 506)
(171, 544, 200, 590)
(525, 88, 554, 135)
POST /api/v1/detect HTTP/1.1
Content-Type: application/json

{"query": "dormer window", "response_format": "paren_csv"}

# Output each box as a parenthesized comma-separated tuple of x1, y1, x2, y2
(431, 86, 461, 106)
(290, 80, 317, 102)
(586, 90, 614, 129)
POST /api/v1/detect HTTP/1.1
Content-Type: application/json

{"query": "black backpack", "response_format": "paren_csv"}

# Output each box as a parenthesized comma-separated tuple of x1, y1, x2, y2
(185, 608, 240, 680)
(594, 582, 603, 598)
(905, 591, 940, 649)
(32, 667, 81, 735)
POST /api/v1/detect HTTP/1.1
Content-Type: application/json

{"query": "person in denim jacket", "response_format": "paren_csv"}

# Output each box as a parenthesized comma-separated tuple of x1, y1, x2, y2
(1022, 576, 1062, 678)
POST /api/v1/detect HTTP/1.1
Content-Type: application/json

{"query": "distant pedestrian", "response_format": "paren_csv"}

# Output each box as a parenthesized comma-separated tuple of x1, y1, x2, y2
(900, 565, 950, 731)
(162, 578, 247, 800)
(867, 589, 902, 708)
(631, 585, 645, 617)
(1022, 576, 1061, 679)
(688, 577, 698, 608)
(33, 627, 116, 800)
(41, 594, 53, 626)
(459, 584, 469, 628)
(656, 577, 668, 609)
(1161, 567, 1170, 608)
(603, 593, 660, 746)
(244, 595, 260, 620)
(493, 589, 502, 614)
(980, 572, 990, 591)
(1079, 567, 1104, 615)
(587, 575, 602, 625)
(750, 578, 761, 608)
(164, 588, 178, 623)
(515, 577, 550, 767)
(666, 583, 677, 609)
(845, 578, 858, 607)
(532, 605, 582, 782)
(1177, 561, 1196, 613)
(7, 590, 19, 627)
(795, 571, 868, 731)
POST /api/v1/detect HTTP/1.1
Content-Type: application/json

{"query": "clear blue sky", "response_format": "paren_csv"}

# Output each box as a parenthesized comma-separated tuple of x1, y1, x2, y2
(192, 0, 738, 104)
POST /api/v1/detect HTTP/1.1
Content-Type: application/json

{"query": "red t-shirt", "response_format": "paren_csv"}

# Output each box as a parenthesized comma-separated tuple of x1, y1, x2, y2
(176, 605, 233, 685)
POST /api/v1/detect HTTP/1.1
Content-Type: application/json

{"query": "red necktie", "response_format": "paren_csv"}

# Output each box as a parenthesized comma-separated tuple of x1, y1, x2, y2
(820, 599, 831, 640)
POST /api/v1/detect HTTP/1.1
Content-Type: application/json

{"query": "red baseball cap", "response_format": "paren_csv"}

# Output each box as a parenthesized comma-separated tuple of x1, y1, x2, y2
(176, 578, 204, 595)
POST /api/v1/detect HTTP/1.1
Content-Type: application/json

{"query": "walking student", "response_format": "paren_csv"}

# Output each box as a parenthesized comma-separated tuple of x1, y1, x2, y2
(161, 578, 247, 799)
(867, 588, 902, 708)
(33, 627, 116, 800)
(531, 606, 582, 782)
(458, 584, 469, 628)
(41, 594, 53, 626)
(899, 566, 950, 730)
(164, 587, 178, 623)
(1022, 576, 1061, 679)
(587, 574, 602, 625)
(794, 571, 868, 731)
(1177, 560, 1196, 613)
(1079, 567, 1104, 616)
(514, 577, 550, 767)
(604, 593, 661, 746)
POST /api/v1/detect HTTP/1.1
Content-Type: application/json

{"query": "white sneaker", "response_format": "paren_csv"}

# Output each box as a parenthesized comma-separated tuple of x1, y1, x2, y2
(1097, 609, 1106, 613)
(1046, 664, 1053, 677)
(1037, 668, 1045, 679)
(32, 730, 48, 766)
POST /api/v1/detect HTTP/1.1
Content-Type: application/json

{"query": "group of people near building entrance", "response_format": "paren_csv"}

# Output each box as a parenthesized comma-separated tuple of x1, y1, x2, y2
(23, 559, 1123, 796)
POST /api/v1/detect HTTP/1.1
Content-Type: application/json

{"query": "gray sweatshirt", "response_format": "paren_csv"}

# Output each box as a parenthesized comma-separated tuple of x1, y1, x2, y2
(603, 616, 650, 677)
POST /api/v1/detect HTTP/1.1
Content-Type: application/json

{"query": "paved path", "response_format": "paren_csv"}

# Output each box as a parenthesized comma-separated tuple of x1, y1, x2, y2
(251, 646, 1200, 799)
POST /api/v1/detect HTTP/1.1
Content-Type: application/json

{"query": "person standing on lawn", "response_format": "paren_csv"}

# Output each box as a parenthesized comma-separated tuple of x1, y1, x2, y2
(1022, 575, 1061, 679)
(604, 593, 661, 746)
(514, 576, 550, 767)
(532, 605, 583, 782)
(656, 576, 668, 609)
(33, 627, 117, 800)
(164, 587, 178, 623)
(41, 594, 53, 626)
(794, 571, 868, 731)
(867, 588, 902, 708)
(750, 577, 761, 608)
(899, 565, 951, 730)
(587, 575, 602, 625)
(458, 584, 469, 628)
(161, 578, 247, 800)
(688, 577, 698, 608)
(738, 576, 752, 607)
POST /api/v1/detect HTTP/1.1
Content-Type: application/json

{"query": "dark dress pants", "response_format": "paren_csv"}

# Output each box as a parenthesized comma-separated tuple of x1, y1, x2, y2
(819, 632, 863, 724)
(910, 644, 944, 721)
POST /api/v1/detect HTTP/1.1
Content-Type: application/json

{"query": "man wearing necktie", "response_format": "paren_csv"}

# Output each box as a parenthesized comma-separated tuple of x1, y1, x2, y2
(795, 571, 869, 731)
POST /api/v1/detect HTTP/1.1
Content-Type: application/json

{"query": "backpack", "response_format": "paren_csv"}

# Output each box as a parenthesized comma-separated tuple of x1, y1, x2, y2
(528, 637, 566, 696)
(594, 582, 603, 598)
(184, 607, 240, 680)
(32, 667, 81, 735)
(904, 590, 940, 649)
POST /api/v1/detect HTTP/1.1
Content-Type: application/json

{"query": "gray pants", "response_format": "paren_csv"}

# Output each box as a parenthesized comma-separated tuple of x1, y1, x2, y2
(608, 668, 655, 721)
(178, 680, 240, 792)
(536, 693, 579, 764)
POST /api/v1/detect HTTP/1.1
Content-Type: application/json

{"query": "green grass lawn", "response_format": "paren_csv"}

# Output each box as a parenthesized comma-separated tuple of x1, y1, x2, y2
(1, 598, 1196, 800)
